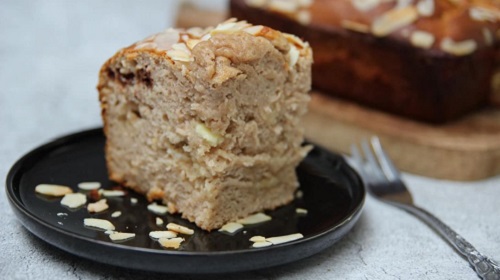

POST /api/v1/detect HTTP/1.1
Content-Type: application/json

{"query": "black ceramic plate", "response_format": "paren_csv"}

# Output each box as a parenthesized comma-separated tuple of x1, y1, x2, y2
(6, 128, 365, 274)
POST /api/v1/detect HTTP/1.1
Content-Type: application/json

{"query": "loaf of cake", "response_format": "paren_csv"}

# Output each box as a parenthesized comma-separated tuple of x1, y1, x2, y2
(97, 19, 312, 231)
(231, 0, 499, 123)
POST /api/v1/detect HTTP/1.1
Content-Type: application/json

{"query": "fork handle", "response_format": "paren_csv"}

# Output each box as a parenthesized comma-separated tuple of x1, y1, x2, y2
(395, 202, 500, 280)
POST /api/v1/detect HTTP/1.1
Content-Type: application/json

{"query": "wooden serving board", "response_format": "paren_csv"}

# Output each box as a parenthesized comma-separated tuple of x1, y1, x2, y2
(303, 92, 500, 181)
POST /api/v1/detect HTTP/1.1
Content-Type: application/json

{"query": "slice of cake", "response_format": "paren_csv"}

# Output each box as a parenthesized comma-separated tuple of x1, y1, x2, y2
(97, 18, 312, 231)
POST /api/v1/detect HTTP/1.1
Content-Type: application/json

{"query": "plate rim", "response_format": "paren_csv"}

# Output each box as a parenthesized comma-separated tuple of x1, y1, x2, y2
(5, 127, 366, 272)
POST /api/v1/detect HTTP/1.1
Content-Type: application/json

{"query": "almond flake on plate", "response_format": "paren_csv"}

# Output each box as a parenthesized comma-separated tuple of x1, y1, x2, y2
(252, 241, 273, 248)
(88, 199, 109, 213)
(266, 233, 304, 245)
(111, 211, 122, 218)
(296, 208, 308, 215)
(130, 198, 138, 205)
(237, 213, 272, 225)
(60, 193, 87, 209)
(84, 218, 115, 231)
(166, 223, 194, 235)
(249, 236, 266, 242)
(77, 182, 101, 191)
(149, 230, 178, 239)
(147, 202, 169, 215)
(109, 232, 136, 242)
(102, 190, 126, 197)
(158, 237, 185, 249)
(156, 217, 164, 226)
(218, 222, 244, 234)
(35, 184, 73, 196)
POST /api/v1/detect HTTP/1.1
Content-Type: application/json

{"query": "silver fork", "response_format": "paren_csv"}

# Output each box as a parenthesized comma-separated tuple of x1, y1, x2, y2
(350, 136, 500, 280)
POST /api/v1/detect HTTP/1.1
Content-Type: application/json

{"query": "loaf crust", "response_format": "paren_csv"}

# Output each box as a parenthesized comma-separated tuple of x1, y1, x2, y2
(231, 0, 499, 123)
(97, 19, 312, 230)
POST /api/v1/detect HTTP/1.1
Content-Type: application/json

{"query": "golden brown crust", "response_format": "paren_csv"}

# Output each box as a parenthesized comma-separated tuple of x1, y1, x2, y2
(231, 0, 499, 122)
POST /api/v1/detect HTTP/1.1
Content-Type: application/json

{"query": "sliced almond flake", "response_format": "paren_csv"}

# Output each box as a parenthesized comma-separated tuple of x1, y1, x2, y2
(147, 203, 168, 215)
(372, 6, 419, 37)
(211, 19, 245, 35)
(181, 34, 190, 43)
(410, 30, 435, 49)
(243, 25, 265, 36)
(268, 0, 298, 13)
(87, 199, 109, 213)
(341, 20, 370, 33)
(252, 241, 273, 248)
(283, 33, 306, 48)
(296, 208, 308, 215)
(111, 211, 122, 218)
(249, 236, 267, 242)
(149, 230, 178, 239)
(134, 42, 157, 50)
(186, 39, 201, 50)
(166, 223, 194, 235)
(266, 233, 304, 245)
(156, 217, 164, 226)
(171, 42, 191, 53)
(130, 197, 138, 205)
(102, 190, 126, 197)
(288, 44, 300, 69)
(84, 218, 115, 231)
(440, 37, 477, 56)
(104, 230, 116, 235)
(352, 0, 381, 12)
(109, 232, 136, 242)
(296, 10, 311, 25)
(60, 193, 87, 209)
(483, 28, 494, 46)
(237, 213, 272, 225)
(78, 182, 101, 191)
(186, 27, 205, 38)
(200, 33, 212, 42)
(153, 29, 180, 50)
(57, 212, 68, 217)
(158, 237, 185, 249)
(469, 6, 500, 22)
(218, 222, 244, 234)
(166, 49, 193, 62)
(416, 0, 435, 17)
(35, 184, 73, 197)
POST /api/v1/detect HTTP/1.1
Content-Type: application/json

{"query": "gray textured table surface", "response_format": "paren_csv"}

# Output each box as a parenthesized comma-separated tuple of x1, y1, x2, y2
(1, 1, 499, 279)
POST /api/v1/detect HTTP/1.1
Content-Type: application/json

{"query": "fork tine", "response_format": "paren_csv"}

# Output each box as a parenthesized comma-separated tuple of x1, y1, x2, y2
(370, 136, 400, 181)
(361, 138, 387, 181)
